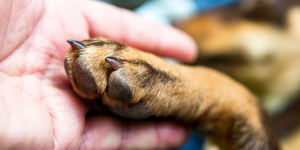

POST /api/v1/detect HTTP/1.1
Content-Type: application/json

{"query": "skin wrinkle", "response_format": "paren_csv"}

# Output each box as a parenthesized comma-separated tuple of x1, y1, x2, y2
(9, 0, 33, 34)
(6, 77, 32, 148)
(2, 82, 12, 128)
(0, 71, 11, 80)
(80, 117, 92, 150)
(119, 120, 129, 149)
(82, 119, 96, 150)
(1, 0, 13, 57)
(21, 77, 34, 116)
(154, 121, 160, 149)
(41, 58, 57, 149)
(39, 48, 55, 77)
(1, 7, 44, 76)
(0, 81, 27, 148)
(9, 22, 31, 34)
(0, 98, 9, 148)
(78, 128, 85, 150)
(2, 102, 11, 147)
(65, 135, 81, 150)
(80, 116, 119, 150)
(41, 89, 56, 150)
(1, 0, 45, 62)
(17, 77, 25, 110)
(40, 33, 65, 58)
(10, 0, 32, 22)
(50, 111, 57, 149)
(48, 93, 87, 149)
(0, 48, 25, 76)
(23, 27, 66, 76)
(19, 33, 34, 76)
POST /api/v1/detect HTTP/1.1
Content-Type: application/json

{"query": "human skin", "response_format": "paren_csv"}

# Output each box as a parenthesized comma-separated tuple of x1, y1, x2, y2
(0, 0, 197, 149)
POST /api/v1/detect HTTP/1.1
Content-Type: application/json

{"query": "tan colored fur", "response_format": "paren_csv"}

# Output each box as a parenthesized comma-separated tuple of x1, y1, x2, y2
(176, 6, 300, 114)
(65, 37, 279, 150)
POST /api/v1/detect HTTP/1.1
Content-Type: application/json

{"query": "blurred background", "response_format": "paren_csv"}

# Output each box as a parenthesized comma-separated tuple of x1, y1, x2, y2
(99, 0, 238, 24)
(98, 0, 300, 150)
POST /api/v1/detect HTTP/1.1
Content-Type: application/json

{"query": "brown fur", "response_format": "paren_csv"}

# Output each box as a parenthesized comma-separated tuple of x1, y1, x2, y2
(176, 6, 300, 115)
(239, 0, 300, 26)
(174, 2, 300, 149)
(65, 37, 280, 150)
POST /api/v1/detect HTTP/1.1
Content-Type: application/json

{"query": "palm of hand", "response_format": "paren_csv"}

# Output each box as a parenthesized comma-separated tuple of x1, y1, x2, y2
(0, 0, 190, 149)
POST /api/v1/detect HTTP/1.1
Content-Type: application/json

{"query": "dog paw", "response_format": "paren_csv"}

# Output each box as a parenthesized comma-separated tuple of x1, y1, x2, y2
(64, 37, 175, 119)
(63, 37, 281, 150)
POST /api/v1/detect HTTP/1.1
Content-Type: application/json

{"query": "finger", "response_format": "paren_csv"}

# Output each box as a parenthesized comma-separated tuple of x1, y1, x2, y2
(78, 1, 197, 63)
(155, 121, 189, 149)
(120, 119, 189, 149)
(43, 88, 89, 149)
(81, 115, 189, 150)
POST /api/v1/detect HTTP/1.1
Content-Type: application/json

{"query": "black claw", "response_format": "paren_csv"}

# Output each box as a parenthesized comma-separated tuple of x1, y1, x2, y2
(105, 57, 122, 70)
(67, 39, 85, 50)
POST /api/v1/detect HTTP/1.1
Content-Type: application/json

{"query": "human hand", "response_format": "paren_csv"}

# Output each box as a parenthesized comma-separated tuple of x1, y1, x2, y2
(0, 0, 197, 149)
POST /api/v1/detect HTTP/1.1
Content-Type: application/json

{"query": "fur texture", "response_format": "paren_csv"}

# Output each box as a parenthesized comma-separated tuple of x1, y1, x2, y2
(64, 37, 280, 150)
(176, 5, 300, 115)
